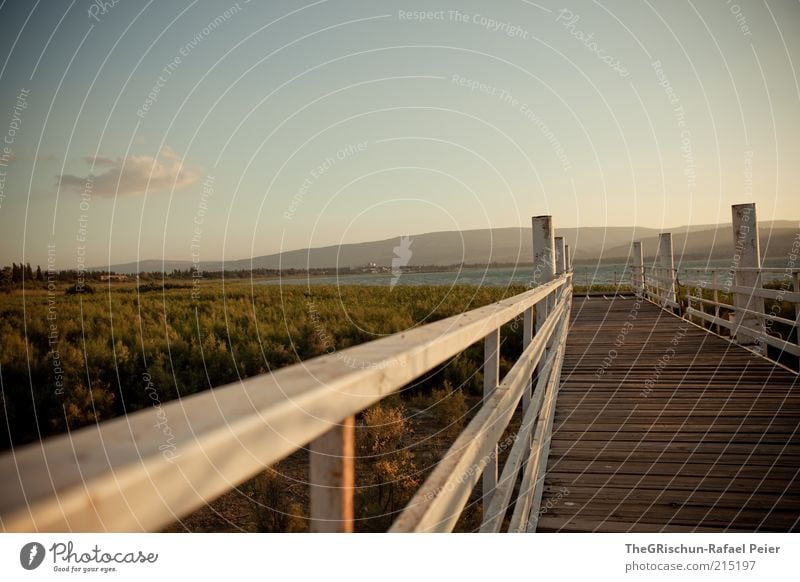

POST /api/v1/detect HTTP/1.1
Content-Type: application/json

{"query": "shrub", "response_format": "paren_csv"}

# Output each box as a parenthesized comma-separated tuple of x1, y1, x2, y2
(61, 382, 116, 431)
(428, 380, 468, 439)
(250, 467, 306, 532)
(357, 403, 418, 530)
(361, 403, 408, 455)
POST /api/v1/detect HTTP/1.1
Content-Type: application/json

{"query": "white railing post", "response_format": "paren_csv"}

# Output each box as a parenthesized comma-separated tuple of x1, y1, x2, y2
(730, 203, 765, 348)
(554, 237, 567, 303)
(482, 328, 500, 512)
(554, 237, 566, 275)
(310, 417, 355, 532)
(532, 215, 556, 343)
(656, 233, 676, 308)
(564, 243, 571, 272)
(632, 241, 643, 295)
(532, 216, 556, 287)
(531, 215, 556, 449)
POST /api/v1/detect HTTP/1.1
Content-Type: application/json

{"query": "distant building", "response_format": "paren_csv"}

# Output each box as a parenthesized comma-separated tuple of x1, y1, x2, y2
(100, 274, 129, 282)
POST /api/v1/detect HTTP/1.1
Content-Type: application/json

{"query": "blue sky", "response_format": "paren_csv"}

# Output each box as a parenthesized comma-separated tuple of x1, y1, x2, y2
(0, 0, 798, 267)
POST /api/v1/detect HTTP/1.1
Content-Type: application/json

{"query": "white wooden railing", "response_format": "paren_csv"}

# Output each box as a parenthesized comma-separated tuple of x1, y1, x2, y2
(680, 266, 800, 358)
(641, 265, 680, 311)
(0, 220, 572, 533)
(630, 203, 800, 366)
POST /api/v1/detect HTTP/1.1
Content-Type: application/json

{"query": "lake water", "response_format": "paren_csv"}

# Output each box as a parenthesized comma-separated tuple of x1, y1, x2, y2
(260, 258, 790, 288)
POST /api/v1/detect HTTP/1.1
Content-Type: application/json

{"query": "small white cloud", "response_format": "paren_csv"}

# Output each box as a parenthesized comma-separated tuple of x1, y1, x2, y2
(59, 146, 198, 197)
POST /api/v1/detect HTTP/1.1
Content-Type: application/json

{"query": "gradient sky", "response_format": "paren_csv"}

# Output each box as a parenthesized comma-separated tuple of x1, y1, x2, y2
(0, 0, 798, 267)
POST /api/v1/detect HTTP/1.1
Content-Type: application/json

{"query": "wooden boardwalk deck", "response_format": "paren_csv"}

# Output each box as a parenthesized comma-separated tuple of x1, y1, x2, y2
(537, 296, 800, 532)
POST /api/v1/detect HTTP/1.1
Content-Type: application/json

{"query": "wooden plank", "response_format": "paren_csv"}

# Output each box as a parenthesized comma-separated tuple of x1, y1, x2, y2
(543, 460, 799, 478)
(544, 472, 798, 494)
(310, 417, 355, 533)
(541, 485, 800, 510)
(537, 516, 752, 533)
(540, 502, 800, 529)
(537, 296, 800, 533)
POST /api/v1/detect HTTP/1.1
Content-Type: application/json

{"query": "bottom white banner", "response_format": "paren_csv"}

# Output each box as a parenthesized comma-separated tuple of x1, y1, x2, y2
(0, 533, 797, 581)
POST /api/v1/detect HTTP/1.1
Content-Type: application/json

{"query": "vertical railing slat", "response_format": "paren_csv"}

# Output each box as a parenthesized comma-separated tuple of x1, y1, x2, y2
(632, 241, 643, 295)
(522, 307, 534, 417)
(310, 416, 355, 533)
(482, 328, 500, 512)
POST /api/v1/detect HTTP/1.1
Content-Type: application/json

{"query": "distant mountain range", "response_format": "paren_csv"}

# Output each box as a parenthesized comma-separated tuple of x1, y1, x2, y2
(97, 221, 799, 274)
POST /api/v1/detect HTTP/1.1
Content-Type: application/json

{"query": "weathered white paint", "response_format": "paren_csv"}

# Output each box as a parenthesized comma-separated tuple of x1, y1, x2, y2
(482, 328, 500, 512)
(656, 233, 676, 307)
(632, 241, 644, 294)
(731, 203, 765, 346)
(507, 325, 568, 532)
(522, 307, 534, 418)
(554, 237, 566, 275)
(564, 244, 571, 272)
(688, 295, 796, 328)
(533, 216, 556, 354)
(679, 279, 800, 304)
(684, 310, 800, 357)
(389, 296, 570, 533)
(532, 216, 556, 289)
(525, 334, 568, 532)
(479, 315, 569, 533)
(310, 416, 355, 532)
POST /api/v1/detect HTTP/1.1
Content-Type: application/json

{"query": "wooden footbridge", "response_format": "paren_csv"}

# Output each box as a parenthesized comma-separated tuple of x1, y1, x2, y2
(540, 296, 799, 532)
(1, 203, 798, 532)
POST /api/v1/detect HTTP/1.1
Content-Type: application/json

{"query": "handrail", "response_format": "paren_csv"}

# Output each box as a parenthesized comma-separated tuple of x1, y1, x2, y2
(680, 277, 800, 303)
(681, 267, 800, 274)
(634, 263, 800, 365)
(640, 266, 680, 310)
(390, 289, 571, 532)
(480, 320, 565, 532)
(0, 272, 573, 532)
(681, 269, 800, 362)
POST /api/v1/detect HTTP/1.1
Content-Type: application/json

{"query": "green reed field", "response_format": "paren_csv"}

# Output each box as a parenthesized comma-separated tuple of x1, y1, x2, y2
(0, 280, 528, 449)
(1, 280, 536, 531)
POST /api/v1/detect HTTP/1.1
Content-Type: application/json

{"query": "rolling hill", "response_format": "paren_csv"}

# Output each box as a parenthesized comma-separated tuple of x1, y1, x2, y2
(98, 220, 798, 273)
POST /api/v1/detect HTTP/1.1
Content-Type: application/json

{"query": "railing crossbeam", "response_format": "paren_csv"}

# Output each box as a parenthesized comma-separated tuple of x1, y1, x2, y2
(507, 321, 568, 532)
(479, 316, 567, 533)
(389, 296, 569, 533)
